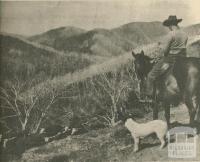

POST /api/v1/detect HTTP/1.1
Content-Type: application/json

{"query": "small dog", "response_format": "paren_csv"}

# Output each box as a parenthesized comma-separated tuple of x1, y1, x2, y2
(125, 118, 167, 152)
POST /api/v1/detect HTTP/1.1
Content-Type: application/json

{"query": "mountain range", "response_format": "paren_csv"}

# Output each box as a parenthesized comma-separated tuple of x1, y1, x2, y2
(28, 22, 200, 57)
(0, 33, 91, 88)
(1, 21, 200, 88)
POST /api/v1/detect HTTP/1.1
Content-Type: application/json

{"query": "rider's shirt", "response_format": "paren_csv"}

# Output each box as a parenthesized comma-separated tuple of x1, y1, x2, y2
(162, 29, 188, 56)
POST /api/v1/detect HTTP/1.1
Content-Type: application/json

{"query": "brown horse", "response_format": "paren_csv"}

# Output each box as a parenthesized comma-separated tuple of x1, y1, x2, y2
(132, 50, 200, 126)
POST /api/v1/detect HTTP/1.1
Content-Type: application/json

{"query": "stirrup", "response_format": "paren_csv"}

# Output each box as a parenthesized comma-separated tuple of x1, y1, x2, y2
(139, 99, 153, 103)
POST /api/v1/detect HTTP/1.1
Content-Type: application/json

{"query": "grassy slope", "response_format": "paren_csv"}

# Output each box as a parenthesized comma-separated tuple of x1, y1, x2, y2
(18, 105, 200, 162)
(22, 36, 200, 101)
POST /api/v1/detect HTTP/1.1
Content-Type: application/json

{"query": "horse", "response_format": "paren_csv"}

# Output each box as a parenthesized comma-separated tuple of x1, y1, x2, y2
(132, 50, 200, 127)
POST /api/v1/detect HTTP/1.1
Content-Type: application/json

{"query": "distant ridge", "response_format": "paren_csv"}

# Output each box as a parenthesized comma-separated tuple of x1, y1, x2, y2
(29, 26, 86, 47)
(112, 21, 168, 44)
(53, 28, 135, 56)
(183, 23, 200, 36)
(0, 32, 102, 61)
(28, 22, 171, 57)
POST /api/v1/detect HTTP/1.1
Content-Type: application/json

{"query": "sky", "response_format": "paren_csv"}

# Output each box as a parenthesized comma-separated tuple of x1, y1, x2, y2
(0, 0, 200, 36)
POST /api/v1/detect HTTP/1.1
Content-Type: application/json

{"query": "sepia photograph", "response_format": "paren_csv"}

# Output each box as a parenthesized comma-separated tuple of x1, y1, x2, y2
(0, 0, 200, 161)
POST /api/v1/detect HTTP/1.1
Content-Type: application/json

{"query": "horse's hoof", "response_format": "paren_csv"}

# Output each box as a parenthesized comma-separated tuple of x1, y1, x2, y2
(167, 123, 172, 129)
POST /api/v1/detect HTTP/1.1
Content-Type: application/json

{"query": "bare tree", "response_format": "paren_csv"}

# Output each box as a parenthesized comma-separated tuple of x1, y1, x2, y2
(0, 81, 36, 133)
(0, 80, 58, 136)
(92, 69, 132, 126)
(30, 90, 58, 134)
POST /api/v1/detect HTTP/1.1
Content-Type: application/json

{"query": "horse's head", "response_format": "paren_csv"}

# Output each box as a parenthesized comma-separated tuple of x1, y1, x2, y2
(132, 50, 154, 80)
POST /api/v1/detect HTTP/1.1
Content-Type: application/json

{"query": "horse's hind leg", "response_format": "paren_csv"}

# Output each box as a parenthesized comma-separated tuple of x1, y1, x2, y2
(184, 75, 199, 125)
(185, 97, 196, 125)
(152, 101, 158, 120)
(152, 89, 158, 120)
(164, 103, 170, 127)
(196, 93, 200, 122)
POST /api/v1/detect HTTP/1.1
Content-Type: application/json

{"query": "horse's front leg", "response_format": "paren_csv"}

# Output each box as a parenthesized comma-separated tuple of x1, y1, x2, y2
(152, 101, 158, 120)
(152, 86, 159, 120)
(164, 103, 170, 127)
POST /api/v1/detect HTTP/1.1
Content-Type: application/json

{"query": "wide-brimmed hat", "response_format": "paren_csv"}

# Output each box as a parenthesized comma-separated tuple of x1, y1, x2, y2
(163, 15, 182, 26)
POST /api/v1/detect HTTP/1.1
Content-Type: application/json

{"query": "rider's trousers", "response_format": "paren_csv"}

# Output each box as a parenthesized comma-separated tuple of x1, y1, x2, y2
(145, 56, 177, 96)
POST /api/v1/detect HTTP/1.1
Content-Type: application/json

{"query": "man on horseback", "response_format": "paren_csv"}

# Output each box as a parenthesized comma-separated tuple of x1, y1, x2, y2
(145, 15, 188, 98)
